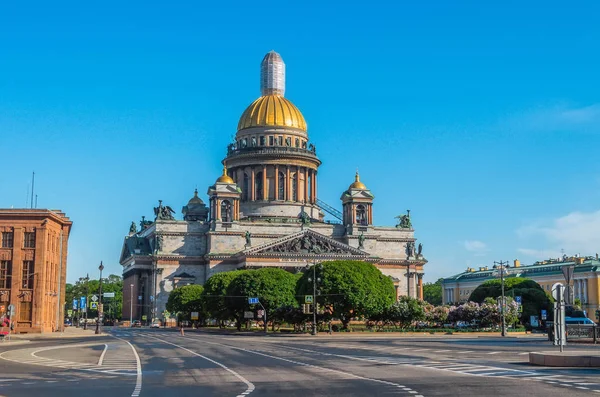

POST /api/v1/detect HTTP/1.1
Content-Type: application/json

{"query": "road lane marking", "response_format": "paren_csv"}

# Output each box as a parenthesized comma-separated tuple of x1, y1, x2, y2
(179, 334, 426, 396)
(111, 335, 142, 397)
(142, 334, 255, 397)
(98, 344, 108, 365)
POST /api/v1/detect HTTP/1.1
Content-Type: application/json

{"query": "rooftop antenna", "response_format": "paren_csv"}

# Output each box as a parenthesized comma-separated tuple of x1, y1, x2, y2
(30, 171, 35, 209)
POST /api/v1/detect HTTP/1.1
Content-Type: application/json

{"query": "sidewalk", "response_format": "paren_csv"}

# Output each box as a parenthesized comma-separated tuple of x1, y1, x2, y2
(9, 326, 108, 340)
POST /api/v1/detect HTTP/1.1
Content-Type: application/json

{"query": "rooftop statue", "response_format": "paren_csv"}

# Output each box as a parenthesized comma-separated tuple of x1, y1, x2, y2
(129, 221, 137, 234)
(358, 232, 365, 249)
(245, 231, 252, 246)
(154, 200, 176, 221)
(395, 209, 412, 229)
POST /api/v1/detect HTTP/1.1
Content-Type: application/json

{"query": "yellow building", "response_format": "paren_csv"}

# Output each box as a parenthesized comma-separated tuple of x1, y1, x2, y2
(442, 257, 600, 322)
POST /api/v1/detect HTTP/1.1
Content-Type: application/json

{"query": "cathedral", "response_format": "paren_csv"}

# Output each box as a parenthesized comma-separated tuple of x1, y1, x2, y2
(120, 51, 427, 322)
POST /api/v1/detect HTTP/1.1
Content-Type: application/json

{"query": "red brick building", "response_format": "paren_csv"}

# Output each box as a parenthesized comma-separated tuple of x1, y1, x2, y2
(0, 209, 72, 333)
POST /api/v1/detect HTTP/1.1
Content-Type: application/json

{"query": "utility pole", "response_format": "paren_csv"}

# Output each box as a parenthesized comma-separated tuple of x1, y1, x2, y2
(95, 262, 104, 335)
(494, 260, 509, 337)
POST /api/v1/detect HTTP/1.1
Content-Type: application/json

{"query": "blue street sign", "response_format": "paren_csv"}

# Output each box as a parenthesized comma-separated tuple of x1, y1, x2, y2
(541, 309, 547, 320)
(248, 297, 259, 304)
(73, 299, 78, 310)
(80, 296, 86, 309)
(515, 296, 522, 304)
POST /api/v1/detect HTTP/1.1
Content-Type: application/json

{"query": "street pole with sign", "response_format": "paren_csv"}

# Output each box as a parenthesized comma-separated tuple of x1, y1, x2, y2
(95, 262, 104, 335)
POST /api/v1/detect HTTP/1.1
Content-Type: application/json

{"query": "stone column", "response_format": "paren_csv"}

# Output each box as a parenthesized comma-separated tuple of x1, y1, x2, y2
(250, 167, 255, 201)
(274, 165, 279, 200)
(303, 167, 308, 203)
(313, 170, 318, 203)
(352, 205, 357, 225)
(216, 200, 221, 220)
(417, 274, 423, 300)
(583, 278, 588, 303)
(296, 167, 301, 202)
(286, 166, 291, 201)
(262, 165, 267, 200)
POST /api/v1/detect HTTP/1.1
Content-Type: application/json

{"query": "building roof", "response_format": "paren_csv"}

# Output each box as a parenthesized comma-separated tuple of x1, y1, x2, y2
(443, 256, 600, 283)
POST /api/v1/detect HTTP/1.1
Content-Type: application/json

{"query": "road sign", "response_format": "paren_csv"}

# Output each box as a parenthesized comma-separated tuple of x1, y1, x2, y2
(515, 296, 522, 304)
(248, 297, 259, 304)
(91, 295, 98, 302)
(67, 310, 73, 317)
(304, 295, 314, 304)
(90, 302, 98, 309)
(257, 310, 265, 318)
(142, 315, 147, 321)
(191, 312, 199, 320)
(541, 309, 547, 320)
(73, 299, 78, 310)
(103, 292, 115, 298)
(517, 305, 523, 313)
(244, 311, 254, 319)
(551, 283, 564, 301)
(80, 296, 87, 308)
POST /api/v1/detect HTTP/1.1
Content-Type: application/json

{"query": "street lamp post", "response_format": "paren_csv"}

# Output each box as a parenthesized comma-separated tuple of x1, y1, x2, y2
(130, 284, 134, 325)
(493, 261, 510, 337)
(95, 262, 104, 335)
(307, 263, 321, 336)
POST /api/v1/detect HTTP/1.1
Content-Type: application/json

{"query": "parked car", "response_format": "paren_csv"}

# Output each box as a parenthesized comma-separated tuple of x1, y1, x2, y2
(565, 317, 596, 325)
(131, 320, 142, 328)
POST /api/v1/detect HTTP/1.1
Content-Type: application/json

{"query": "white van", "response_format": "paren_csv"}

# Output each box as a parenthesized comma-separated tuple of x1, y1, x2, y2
(565, 317, 596, 325)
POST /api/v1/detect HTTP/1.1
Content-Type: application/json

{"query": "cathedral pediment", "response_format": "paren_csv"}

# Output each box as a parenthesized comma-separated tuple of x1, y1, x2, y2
(244, 229, 368, 257)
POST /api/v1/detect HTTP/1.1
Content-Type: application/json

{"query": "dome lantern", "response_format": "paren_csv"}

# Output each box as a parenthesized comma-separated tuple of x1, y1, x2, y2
(349, 171, 367, 190)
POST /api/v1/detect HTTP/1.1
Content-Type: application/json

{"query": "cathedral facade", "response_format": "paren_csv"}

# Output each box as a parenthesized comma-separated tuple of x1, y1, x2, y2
(120, 52, 427, 322)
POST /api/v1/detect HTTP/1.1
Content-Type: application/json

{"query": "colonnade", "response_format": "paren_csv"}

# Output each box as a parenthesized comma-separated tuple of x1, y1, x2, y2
(233, 165, 317, 204)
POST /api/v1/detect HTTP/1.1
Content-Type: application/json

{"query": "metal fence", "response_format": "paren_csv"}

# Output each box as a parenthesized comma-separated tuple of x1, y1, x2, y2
(566, 325, 599, 344)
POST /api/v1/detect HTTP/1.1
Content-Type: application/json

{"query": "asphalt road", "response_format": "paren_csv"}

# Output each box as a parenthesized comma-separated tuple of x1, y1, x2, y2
(0, 328, 598, 396)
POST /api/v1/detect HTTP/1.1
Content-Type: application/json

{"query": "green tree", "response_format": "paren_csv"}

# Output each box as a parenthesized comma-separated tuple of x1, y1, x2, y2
(166, 284, 205, 323)
(423, 278, 443, 305)
(202, 271, 245, 326)
(296, 260, 396, 330)
(226, 268, 298, 331)
(469, 278, 551, 324)
(65, 274, 123, 322)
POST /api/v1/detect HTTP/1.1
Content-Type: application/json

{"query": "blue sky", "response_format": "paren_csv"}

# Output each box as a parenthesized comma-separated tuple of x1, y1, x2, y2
(1, 1, 599, 282)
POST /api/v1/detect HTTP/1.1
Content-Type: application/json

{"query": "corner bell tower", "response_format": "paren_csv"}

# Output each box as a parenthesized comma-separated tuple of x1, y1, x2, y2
(341, 171, 374, 234)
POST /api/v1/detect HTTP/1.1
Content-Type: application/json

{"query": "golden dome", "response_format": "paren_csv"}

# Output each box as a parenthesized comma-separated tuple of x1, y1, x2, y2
(237, 95, 307, 132)
(216, 166, 234, 184)
(349, 171, 367, 190)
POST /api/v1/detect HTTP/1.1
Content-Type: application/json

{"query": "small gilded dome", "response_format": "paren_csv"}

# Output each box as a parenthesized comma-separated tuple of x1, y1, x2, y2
(188, 189, 204, 204)
(349, 171, 367, 190)
(237, 95, 307, 132)
(216, 166, 234, 184)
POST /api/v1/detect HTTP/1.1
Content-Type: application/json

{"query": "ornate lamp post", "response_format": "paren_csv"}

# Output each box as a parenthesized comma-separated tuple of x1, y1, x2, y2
(492, 261, 519, 337)
(95, 262, 104, 335)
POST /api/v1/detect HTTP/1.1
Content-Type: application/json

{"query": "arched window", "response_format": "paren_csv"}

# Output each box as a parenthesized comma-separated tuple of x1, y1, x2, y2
(221, 200, 231, 222)
(307, 173, 312, 202)
(278, 172, 286, 200)
(295, 138, 300, 148)
(291, 175, 297, 201)
(255, 172, 263, 200)
(243, 173, 249, 201)
(356, 205, 367, 225)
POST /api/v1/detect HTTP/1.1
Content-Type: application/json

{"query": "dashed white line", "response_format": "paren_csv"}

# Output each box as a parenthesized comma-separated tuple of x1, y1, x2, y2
(111, 335, 142, 397)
